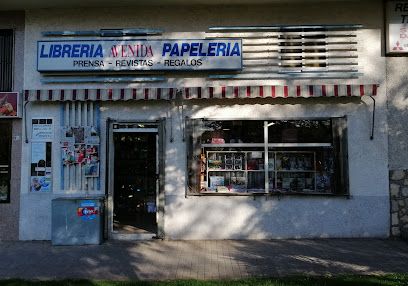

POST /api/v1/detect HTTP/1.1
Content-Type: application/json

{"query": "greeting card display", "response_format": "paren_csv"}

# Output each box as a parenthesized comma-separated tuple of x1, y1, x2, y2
(60, 126, 100, 178)
(84, 145, 99, 177)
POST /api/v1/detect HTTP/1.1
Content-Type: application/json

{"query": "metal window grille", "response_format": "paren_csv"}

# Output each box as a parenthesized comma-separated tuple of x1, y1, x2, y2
(207, 25, 360, 79)
(0, 30, 13, 92)
(62, 101, 100, 192)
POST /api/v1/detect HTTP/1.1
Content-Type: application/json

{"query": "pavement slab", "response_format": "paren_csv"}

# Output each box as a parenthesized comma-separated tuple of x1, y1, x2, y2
(0, 239, 407, 280)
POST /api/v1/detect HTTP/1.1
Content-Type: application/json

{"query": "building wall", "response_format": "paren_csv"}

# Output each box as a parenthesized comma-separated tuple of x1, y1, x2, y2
(386, 49, 408, 238)
(23, 1, 384, 89)
(389, 170, 408, 238)
(164, 97, 389, 239)
(19, 103, 63, 240)
(20, 1, 390, 239)
(386, 58, 408, 170)
(0, 12, 24, 241)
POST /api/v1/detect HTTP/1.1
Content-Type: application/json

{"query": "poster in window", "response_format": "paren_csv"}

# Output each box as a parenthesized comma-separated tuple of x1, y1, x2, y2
(60, 127, 75, 145)
(60, 127, 75, 166)
(72, 127, 85, 144)
(32, 119, 53, 141)
(30, 141, 52, 192)
(231, 175, 246, 190)
(209, 176, 224, 189)
(60, 126, 85, 144)
(85, 126, 100, 145)
(84, 162, 99, 177)
(30, 176, 51, 192)
(61, 147, 75, 165)
(0, 92, 19, 118)
(60, 125, 100, 177)
(31, 142, 46, 165)
(84, 145, 99, 177)
(75, 144, 86, 164)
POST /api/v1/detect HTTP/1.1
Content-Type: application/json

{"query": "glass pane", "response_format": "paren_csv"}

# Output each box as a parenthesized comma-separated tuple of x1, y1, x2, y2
(0, 171, 9, 201)
(0, 122, 10, 202)
(275, 152, 314, 171)
(315, 148, 335, 192)
(268, 172, 275, 191)
(269, 147, 335, 193)
(247, 151, 264, 170)
(208, 171, 246, 193)
(0, 122, 11, 164)
(276, 172, 316, 192)
(189, 118, 340, 195)
(207, 152, 245, 170)
(268, 119, 332, 143)
(247, 172, 264, 191)
(201, 120, 264, 144)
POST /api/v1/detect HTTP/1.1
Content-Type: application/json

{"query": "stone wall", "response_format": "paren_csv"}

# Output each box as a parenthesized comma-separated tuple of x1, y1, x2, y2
(0, 11, 24, 241)
(390, 170, 408, 238)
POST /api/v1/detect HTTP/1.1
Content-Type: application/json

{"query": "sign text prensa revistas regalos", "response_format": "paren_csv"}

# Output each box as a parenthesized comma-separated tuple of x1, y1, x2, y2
(37, 39, 242, 72)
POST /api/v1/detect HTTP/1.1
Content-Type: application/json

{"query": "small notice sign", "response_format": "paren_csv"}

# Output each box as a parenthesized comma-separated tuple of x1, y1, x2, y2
(386, 0, 408, 53)
(77, 200, 99, 221)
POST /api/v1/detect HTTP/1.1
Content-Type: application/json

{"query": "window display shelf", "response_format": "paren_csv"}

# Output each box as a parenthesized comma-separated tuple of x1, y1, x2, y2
(202, 143, 332, 148)
(188, 118, 347, 195)
(202, 149, 334, 193)
(208, 169, 245, 172)
(202, 143, 264, 148)
(190, 191, 348, 197)
(276, 170, 315, 173)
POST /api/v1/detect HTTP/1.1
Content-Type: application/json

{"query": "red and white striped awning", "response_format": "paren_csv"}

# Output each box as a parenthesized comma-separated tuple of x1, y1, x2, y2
(24, 84, 378, 101)
(24, 88, 175, 101)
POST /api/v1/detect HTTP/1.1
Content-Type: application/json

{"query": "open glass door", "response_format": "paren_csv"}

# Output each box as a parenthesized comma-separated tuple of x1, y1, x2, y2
(107, 122, 162, 240)
(0, 121, 11, 203)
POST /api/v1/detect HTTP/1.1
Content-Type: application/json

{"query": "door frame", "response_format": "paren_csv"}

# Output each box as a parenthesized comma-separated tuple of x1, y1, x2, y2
(106, 119, 165, 240)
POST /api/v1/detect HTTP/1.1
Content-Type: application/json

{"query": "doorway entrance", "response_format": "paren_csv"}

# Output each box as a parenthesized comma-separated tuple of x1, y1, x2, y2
(113, 132, 157, 234)
(0, 121, 11, 203)
(108, 121, 164, 240)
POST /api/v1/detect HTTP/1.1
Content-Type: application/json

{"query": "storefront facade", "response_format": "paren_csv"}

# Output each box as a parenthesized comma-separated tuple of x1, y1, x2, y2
(19, 1, 390, 240)
(385, 0, 408, 238)
(0, 12, 24, 241)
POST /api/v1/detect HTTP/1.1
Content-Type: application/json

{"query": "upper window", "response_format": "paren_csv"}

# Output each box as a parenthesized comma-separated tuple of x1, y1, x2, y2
(187, 118, 348, 196)
(0, 30, 13, 92)
(207, 24, 359, 79)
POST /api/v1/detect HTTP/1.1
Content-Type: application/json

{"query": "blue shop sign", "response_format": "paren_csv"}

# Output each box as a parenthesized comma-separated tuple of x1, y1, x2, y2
(37, 39, 242, 72)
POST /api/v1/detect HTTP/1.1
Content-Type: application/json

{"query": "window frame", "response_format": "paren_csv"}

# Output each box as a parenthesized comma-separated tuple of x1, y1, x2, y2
(186, 116, 349, 197)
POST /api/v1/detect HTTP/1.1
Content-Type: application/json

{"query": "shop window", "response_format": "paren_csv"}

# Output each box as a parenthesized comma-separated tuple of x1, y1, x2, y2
(187, 118, 348, 196)
(0, 122, 11, 202)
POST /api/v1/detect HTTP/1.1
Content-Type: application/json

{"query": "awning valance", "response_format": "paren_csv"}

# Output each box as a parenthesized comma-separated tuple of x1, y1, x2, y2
(24, 88, 175, 102)
(24, 84, 378, 102)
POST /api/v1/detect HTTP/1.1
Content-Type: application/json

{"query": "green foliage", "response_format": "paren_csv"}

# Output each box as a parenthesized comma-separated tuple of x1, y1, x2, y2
(1, 274, 408, 286)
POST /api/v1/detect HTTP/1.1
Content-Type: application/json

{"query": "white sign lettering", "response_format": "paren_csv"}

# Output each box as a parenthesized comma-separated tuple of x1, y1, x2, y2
(32, 123, 53, 141)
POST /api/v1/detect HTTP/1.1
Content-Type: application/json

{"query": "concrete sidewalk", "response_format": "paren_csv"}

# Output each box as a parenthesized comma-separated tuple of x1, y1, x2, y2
(0, 239, 408, 280)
